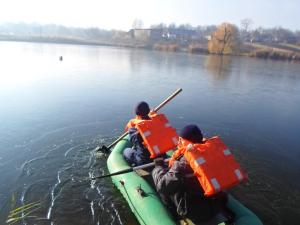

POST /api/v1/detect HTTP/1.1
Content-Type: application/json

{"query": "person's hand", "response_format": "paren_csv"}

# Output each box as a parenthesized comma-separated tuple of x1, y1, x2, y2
(149, 110, 156, 116)
(153, 157, 164, 167)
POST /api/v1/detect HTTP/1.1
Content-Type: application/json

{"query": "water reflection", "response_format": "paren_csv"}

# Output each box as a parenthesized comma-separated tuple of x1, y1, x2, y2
(204, 55, 232, 79)
(128, 49, 181, 73)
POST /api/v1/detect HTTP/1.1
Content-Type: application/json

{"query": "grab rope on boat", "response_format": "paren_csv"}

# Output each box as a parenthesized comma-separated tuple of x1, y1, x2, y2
(177, 192, 187, 216)
(119, 180, 147, 225)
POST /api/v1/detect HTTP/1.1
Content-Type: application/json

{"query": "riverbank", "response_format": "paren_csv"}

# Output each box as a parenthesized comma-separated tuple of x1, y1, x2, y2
(0, 35, 152, 49)
(151, 42, 300, 61)
(243, 42, 300, 61)
(1, 35, 300, 62)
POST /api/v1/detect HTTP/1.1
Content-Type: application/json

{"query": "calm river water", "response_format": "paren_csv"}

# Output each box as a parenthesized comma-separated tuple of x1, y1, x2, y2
(0, 41, 299, 225)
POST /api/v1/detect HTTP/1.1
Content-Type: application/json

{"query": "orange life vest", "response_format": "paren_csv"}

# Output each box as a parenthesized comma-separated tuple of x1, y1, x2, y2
(170, 136, 247, 196)
(135, 114, 179, 158)
(125, 112, 157, 131)
(125, 116, 143, 131)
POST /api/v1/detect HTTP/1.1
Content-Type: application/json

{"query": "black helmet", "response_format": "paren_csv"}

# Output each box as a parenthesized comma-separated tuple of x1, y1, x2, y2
(135, 101, 150, 117)
(179, 124, 203, 144)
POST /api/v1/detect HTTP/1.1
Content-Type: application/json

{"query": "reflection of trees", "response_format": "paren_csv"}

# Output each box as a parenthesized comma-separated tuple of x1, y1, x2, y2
(128, 49, 179, 74)
(204, 55, 232, 80)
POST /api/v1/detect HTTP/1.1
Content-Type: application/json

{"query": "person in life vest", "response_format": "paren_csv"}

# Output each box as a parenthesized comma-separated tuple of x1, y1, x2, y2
(123, 101, 152, 166)
(152, 124, 236, 223)
(123, 101, 178, 166)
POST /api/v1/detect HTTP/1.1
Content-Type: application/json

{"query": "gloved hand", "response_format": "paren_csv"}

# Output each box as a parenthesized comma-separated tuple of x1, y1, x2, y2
(169, 160, 185, 179)
(153, 157, 164, 167)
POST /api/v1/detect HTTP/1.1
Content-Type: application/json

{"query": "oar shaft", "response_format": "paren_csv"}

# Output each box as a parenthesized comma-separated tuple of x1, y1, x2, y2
(132, 158, 170, 171)
(91, 168, 133, 180)
(92, 158, 170, 179)
(154, 88, 182, 112)
(107, 132, 128, 149)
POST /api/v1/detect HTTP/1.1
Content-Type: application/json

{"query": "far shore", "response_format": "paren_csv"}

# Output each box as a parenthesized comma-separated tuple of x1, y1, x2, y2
(0, 35, 150, 49)
(1, 35, 300, 62)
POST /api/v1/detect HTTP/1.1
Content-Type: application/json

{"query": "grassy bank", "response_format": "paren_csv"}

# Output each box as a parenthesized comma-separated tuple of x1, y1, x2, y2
(0, 35, 151, 49)
(244, 43, 300, 61)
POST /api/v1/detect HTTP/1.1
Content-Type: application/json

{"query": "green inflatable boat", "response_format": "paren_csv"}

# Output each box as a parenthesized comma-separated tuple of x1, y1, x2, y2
(107, 136, 263, 225)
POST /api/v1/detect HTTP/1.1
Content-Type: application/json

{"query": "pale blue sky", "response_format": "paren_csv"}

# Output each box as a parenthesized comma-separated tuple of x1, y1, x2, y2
(0, 0, 299, 30)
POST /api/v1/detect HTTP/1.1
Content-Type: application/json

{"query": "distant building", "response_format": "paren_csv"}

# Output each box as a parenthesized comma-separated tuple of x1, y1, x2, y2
(166, 29, 198, 40)
(129, 28, 200, 41)
(205, 35, 212, 41)
(129, 29, 152, 41)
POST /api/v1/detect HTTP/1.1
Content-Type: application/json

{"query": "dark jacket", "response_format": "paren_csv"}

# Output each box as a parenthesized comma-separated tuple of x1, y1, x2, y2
(152, 157, 234, 222)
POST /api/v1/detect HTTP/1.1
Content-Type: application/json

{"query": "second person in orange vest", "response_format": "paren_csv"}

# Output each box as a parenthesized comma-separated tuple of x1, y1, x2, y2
(152, 124, 236, 222)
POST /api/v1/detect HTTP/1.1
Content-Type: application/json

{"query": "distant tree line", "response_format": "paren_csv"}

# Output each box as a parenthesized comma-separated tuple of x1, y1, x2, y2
(0, 22, 117, 40)
(1, 21, 299, 45)
(239, 18, 300, 44)
(149, 20, 300, 45)
(149, 22, 217, 40)
(247, 27, 300, 43)
(1, 21, 300, 59)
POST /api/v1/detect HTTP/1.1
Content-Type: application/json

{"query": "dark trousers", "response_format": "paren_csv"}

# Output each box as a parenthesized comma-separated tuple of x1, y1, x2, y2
(152, 162, 235, 223)
(123, 127, 151, 166)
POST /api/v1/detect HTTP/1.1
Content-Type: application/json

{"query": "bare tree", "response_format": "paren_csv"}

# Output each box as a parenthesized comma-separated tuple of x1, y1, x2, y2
(178, 23, 193, 30)
(240, 18, 253, 42)
(132, 19, 144, 29)
(150, 23, 167, 29)
(208, 23, 240, 54)
(168, 23, 177, 29)
(241, 18, 253, 32)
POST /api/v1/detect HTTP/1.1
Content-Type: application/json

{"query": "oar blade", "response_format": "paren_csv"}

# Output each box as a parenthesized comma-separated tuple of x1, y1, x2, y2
(94, 145, 110, 153)
(100, 145, 110, 153)
(91, 167, 133, 180)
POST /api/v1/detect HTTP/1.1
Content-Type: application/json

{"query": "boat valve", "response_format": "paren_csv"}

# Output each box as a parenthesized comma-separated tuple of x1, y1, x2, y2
(119, 180, 125, 186)
(136, 185, 146, 197)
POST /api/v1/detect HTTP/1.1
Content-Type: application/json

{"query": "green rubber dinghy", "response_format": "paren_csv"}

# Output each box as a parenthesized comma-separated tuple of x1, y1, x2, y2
(107, 136, 263, 225)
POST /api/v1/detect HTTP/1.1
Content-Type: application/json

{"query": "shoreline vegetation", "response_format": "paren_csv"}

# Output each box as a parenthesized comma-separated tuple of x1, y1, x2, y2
(1, 22, 300, 61)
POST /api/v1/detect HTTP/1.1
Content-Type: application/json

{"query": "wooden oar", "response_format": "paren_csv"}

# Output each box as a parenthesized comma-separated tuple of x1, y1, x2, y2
(99, 88, 182, 153)
(91, 159, 170, 179)
(90, 158, 194, 180)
